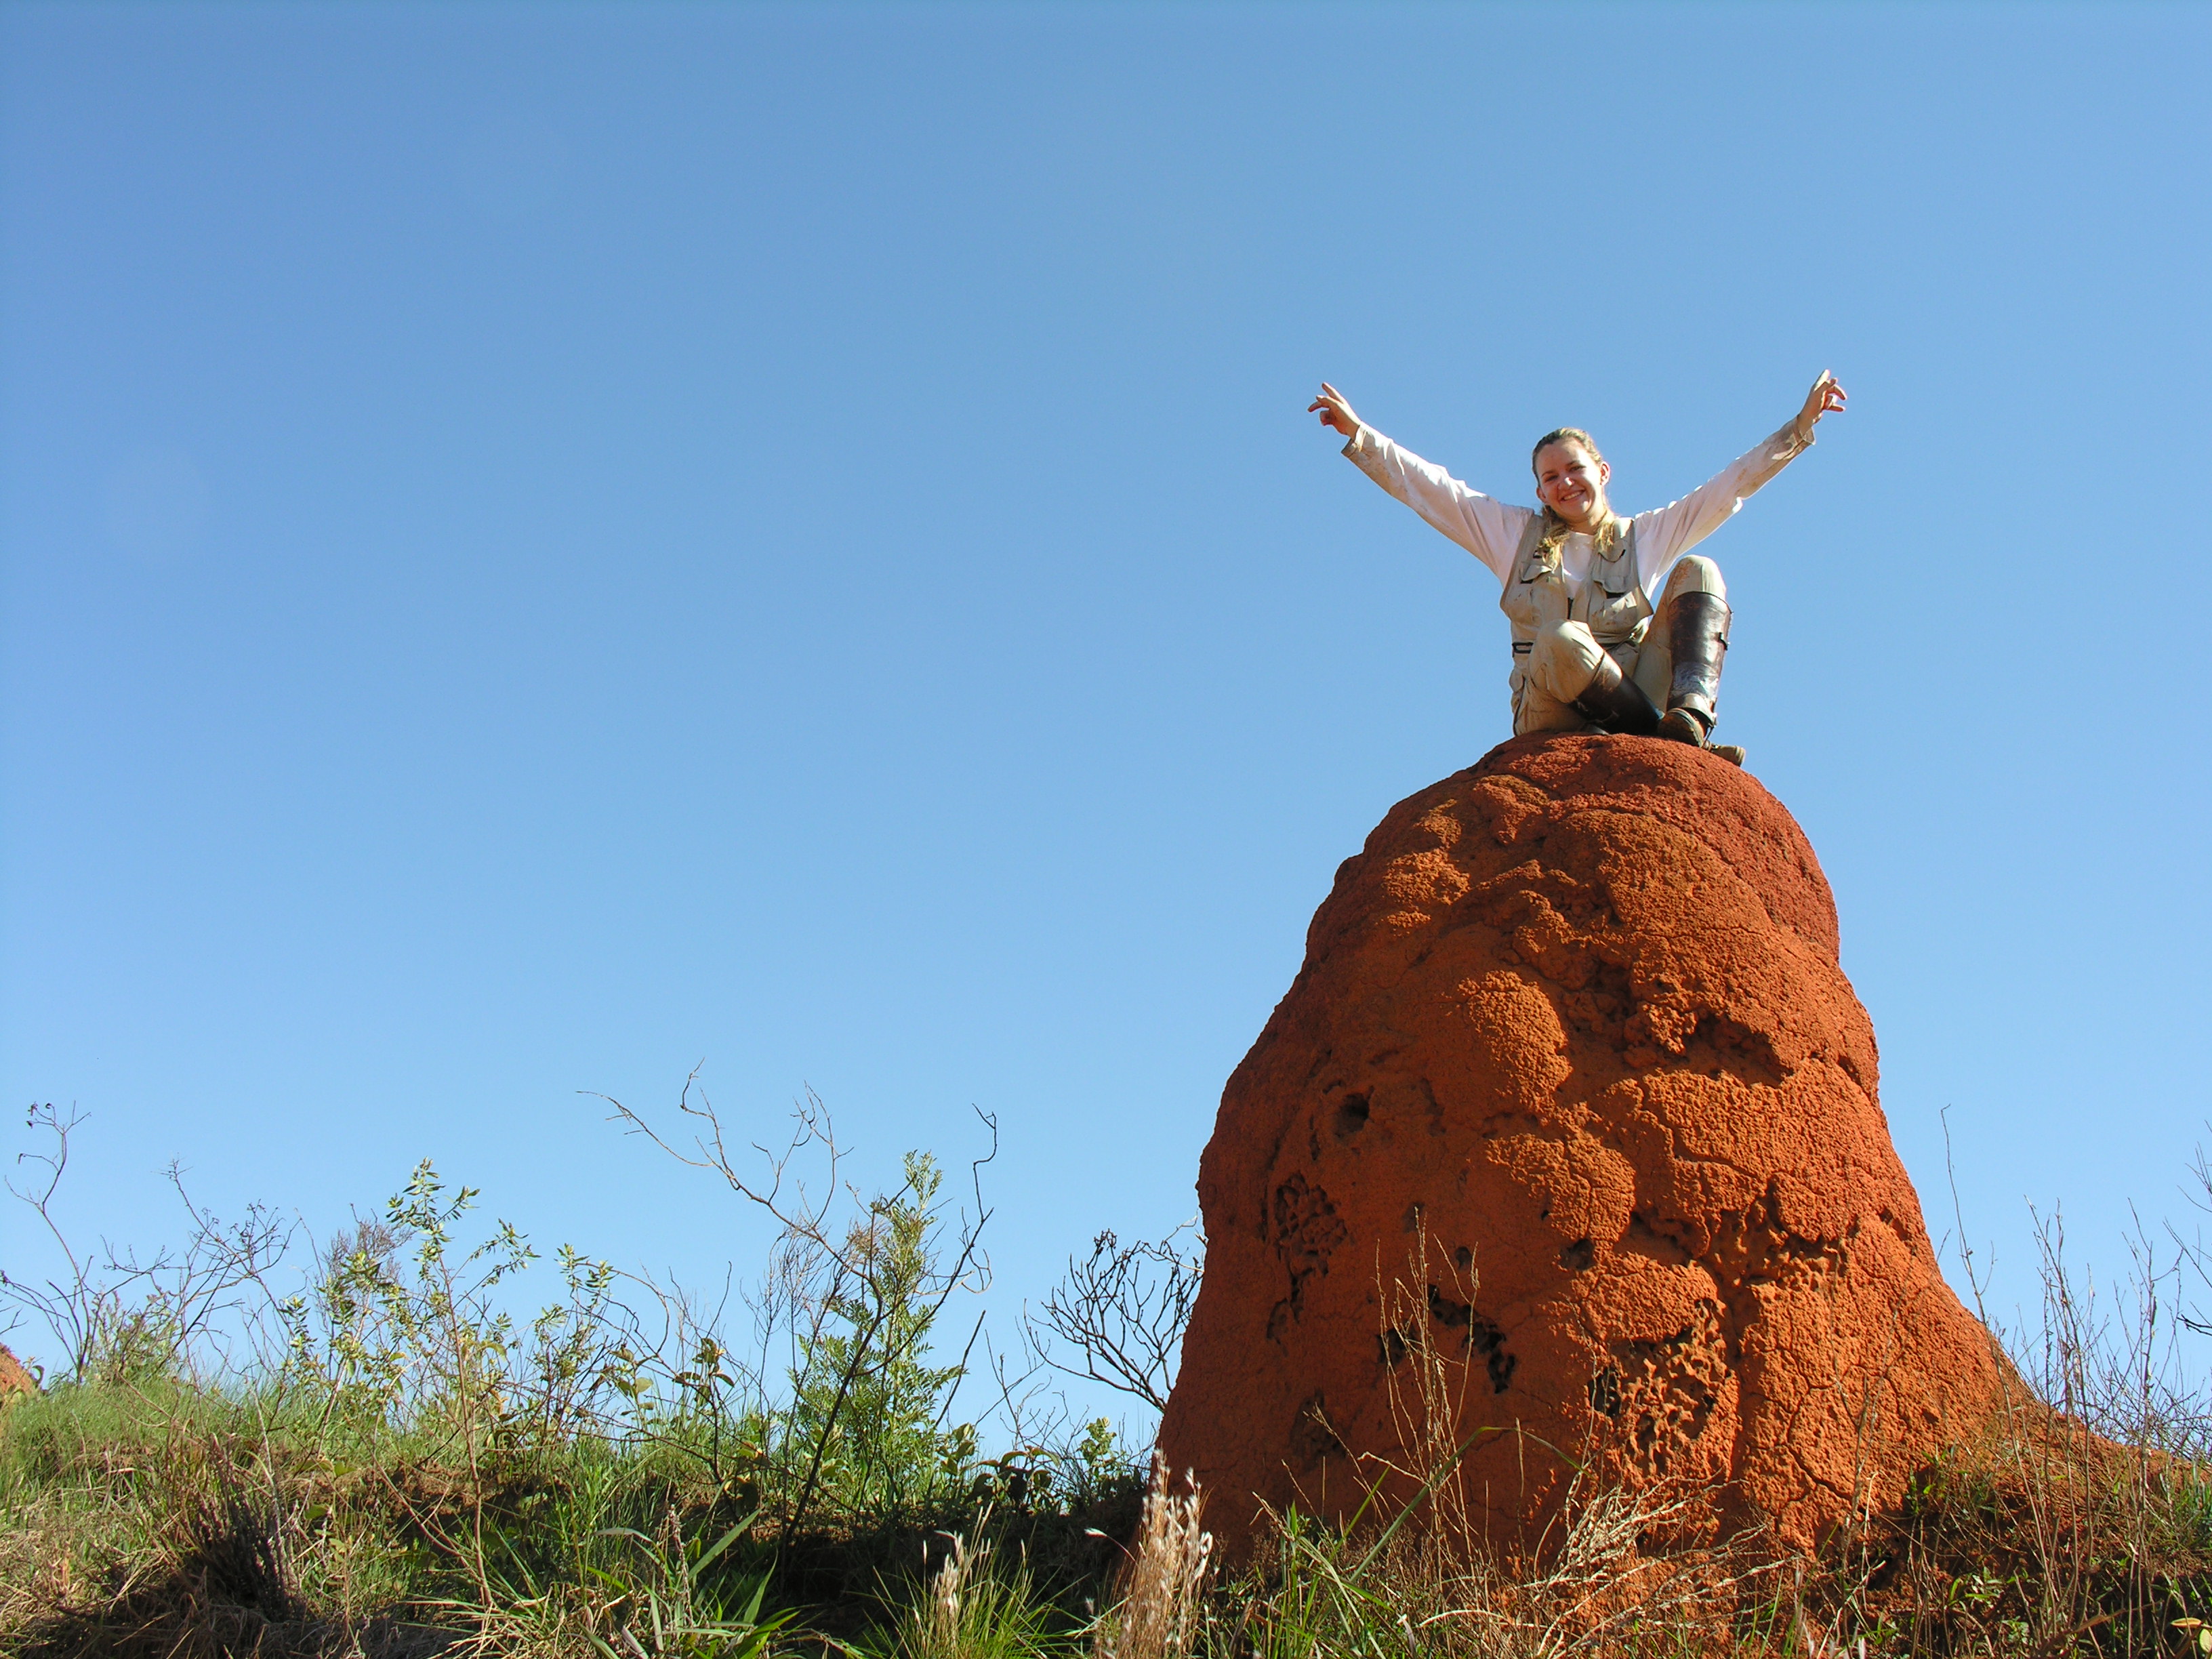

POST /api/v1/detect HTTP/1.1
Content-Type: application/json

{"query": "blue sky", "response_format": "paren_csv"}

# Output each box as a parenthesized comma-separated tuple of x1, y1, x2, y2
(5, 1, 2209, 1428)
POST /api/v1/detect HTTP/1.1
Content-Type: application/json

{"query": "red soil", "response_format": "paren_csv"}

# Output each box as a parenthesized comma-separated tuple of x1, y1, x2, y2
(1158, 735, 2004, 1559)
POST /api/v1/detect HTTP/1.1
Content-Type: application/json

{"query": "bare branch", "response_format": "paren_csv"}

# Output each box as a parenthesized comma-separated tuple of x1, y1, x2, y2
(1028, 1223, 1203, 1413)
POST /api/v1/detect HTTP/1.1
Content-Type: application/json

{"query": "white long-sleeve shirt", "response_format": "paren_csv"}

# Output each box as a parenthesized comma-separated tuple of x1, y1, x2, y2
(1340, 421, 1812, 602)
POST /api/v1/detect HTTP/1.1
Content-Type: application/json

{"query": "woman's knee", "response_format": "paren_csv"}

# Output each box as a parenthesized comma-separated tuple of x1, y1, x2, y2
(1528, 621, 1604, 699)
(1660, 555, 1726, 607)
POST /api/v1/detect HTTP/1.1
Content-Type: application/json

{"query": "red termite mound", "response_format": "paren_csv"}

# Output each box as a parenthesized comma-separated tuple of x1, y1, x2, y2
(1158, 734, 2004, 1559)
(0, 1342, 35, 1401)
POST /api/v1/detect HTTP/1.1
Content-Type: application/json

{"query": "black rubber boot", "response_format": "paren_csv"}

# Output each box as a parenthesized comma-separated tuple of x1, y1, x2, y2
(1571, 649, 1661, 736)
(1658, 591, 1730, 747)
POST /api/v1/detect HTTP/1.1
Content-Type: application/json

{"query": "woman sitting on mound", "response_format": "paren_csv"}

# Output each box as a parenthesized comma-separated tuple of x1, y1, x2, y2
(1307, 373, 1846, 764)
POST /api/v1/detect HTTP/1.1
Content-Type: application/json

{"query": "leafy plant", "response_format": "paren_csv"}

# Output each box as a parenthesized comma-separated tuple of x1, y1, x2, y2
(604, 1077, 999, 1540)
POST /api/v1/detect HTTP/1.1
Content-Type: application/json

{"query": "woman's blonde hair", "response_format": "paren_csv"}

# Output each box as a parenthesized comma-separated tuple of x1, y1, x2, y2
(1529, 427, 1621, 555)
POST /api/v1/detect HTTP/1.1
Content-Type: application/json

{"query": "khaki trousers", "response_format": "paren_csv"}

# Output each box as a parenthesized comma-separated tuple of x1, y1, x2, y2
(1516, 556, 1727, 735)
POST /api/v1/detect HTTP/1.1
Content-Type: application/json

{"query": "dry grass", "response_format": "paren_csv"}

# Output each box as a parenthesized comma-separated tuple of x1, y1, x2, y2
(1092, 1459, 1212, 1659)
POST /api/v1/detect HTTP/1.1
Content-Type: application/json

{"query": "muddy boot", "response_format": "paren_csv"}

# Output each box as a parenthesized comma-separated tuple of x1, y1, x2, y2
(1657, 591, 1730, 749)
(1571, 649, 1661, 736)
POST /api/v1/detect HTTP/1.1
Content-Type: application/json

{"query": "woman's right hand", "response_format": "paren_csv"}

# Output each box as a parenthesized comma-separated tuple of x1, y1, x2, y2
(1307, 382, 1361, 439)
(1793, 371, 1847, 443)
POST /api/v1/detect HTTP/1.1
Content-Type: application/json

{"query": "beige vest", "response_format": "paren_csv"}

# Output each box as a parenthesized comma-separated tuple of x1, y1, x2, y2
(1499, 516, 1651, 712)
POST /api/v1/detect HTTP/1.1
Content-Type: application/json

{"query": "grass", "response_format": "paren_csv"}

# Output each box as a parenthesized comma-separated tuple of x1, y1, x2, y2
(9, 1099, 2212, 1656)
(10, 1296, 2212, 1656)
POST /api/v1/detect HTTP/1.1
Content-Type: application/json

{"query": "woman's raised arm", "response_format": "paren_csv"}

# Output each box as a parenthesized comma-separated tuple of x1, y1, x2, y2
(1631, 371, 1847, 586)
(1312, 382, 1529, 581)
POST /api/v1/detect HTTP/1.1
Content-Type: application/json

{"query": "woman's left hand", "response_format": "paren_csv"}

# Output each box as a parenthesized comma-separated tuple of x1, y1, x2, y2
(1793, 371, 1847, 442)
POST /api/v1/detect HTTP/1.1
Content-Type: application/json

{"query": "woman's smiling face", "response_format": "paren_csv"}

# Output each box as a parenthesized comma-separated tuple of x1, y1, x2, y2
(1533, 441, 1612, 530)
